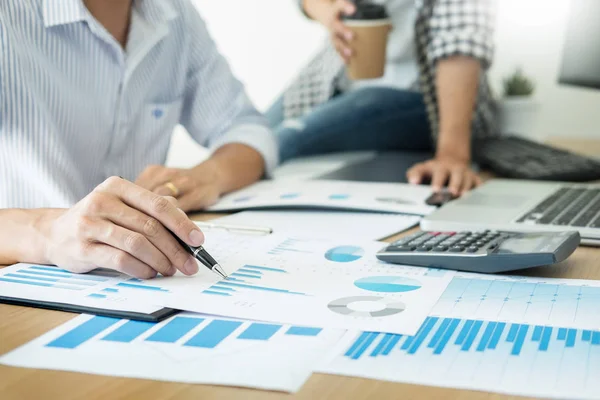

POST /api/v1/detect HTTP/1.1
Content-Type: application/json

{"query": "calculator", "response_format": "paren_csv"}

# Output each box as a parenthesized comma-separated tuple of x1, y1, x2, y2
(377, 230, 581, 273)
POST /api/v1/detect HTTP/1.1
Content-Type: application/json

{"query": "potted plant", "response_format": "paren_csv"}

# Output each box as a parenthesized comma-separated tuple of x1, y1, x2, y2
(498, 68, 540, 139)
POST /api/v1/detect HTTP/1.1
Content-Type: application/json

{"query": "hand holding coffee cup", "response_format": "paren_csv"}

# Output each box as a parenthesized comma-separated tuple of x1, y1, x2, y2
(342, 1, 392, 80)
(303, 0, 357, 63)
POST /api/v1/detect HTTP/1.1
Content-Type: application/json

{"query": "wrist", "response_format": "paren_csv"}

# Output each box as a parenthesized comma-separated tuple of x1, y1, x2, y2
(436, 131, 472, 163)
(0, 208, 63, 265)
(190, 160, 228, 195)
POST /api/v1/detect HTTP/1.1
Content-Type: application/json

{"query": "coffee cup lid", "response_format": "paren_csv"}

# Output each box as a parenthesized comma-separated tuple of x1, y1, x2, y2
(343, 1, 389, 21)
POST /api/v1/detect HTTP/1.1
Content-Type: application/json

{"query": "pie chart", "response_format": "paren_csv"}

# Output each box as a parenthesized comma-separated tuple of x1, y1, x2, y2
(354, 276, 422, 293)
(324, 246, 364, 262)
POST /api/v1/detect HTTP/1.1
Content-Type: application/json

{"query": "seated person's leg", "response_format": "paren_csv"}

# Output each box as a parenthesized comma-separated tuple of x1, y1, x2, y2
(269, 87, 432, 163)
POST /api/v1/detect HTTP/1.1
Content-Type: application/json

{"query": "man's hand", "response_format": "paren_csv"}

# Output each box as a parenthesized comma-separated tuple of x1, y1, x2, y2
(407, 156, 482, 196)
(39, 177, 205, 279)
(136, 163, 223, 212)
(304, 0, 356, 63)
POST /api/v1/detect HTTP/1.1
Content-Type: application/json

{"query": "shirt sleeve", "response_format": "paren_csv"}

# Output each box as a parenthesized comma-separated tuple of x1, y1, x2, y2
(426, 0, 496, 70)
(178, 4, 278, 175)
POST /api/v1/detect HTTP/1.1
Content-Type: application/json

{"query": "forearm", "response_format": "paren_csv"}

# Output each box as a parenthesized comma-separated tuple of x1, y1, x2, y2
(435, 56, 481, 161)
(0, 209, 58, 265)
(197, 143, 265, 195)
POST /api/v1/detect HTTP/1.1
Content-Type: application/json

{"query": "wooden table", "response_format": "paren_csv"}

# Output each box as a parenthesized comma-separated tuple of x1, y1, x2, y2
(2, 138, 599, 400)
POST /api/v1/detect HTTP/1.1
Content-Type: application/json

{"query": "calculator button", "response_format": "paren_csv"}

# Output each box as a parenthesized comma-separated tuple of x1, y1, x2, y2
(449, 246, 465, 252)
(391, 245, 416, 252)
(433, 246, 448, 252)
(416, 246, 432, 252)
(466, 247, 480, 253)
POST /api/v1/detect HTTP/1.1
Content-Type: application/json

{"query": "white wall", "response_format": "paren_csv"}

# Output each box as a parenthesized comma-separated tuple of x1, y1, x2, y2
(167, 0, 599, 166)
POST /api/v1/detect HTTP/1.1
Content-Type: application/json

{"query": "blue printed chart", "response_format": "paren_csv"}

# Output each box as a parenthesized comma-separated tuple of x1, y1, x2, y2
(322, 316, 600, 399)
(430, 275, 600, 329)
(0, 264, 163, 314)
(354, 277, 421, 293)
(203, 265, 307, 297)
(325, 246, 365, 263)
(0, 313, 343, 392)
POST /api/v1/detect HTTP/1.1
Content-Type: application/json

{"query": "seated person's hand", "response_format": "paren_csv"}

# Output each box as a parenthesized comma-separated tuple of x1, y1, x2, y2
(304, 0, 356, 63)
(407, 155, 482, 196)
(41, 177, 204, 279)
(135, 163, 223, 213)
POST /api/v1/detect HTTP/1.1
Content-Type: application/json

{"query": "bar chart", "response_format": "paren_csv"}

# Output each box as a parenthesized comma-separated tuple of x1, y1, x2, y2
(0, 265, 120, 291)
(203, 265, 306, 297)
(430, 275, 600, 329)
(1, 313, 343, 392)
(323, 316, 600, 399)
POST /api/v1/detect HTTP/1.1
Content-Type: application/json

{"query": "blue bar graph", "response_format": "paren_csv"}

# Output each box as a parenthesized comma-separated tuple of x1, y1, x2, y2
(146, 317, 204, 343)
(371, 333, 395, 357)
(208, 280, 305, 296)
(238, 323, 281, 341)
(345, 332, 371, 358)
(46, 316, 120, 349)
(285, 326, 322, 336)
(116, 282, 168, 292)
(204, 290, 231, 296)
(539, 326, 553, 351)
(558, 328, 567, 340)
(230, 273, 261, 280)
(18, 268, 108, 282)
(88, 293, 107, 299)
(343, 318, 600, 361)
(476, 322, 497, 352)
(237, 268, 263, 275)
(532, 325, 543, 341)
(243, 265, 286, 273)
(102, 288, 119, 293)
(184, 320, 243, 349)
(462, 320, 483, 351)
(455, 320, 474, 345)
(102, 320, 156, 343)
(487, 322, 506, 350)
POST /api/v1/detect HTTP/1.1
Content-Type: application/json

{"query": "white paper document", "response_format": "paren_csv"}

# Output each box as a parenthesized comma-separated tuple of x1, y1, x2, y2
(212, 211, 421, 241)
(0, 312, 344, 392)
(137, 232, 454, 335)
(207, 180, 435, 215)
(319, 273, 600, 399)
(0, 263, 164, 315)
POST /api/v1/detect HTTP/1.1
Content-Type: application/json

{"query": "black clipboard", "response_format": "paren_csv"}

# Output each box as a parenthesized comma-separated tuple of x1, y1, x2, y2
(0, 296, 178, 322)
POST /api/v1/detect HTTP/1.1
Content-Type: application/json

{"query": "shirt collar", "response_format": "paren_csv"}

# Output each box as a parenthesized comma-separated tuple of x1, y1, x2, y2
(42, 0, 178, 29)
(43, 0, 88, 28)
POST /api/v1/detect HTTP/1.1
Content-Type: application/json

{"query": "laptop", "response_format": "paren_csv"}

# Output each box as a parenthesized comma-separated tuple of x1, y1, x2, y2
(317, 151, 433, 183)
(421, 179, 600, 246)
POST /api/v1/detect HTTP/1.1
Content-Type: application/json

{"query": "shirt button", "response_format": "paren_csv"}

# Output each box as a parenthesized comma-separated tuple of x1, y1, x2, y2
(152, 108, 164, 119)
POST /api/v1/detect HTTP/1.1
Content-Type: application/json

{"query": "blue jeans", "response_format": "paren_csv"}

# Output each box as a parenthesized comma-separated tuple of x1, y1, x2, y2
(266, 87, 432, 163)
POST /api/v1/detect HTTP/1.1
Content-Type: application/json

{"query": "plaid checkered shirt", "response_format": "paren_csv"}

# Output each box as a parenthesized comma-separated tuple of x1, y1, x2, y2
(284, 0, 498, 141)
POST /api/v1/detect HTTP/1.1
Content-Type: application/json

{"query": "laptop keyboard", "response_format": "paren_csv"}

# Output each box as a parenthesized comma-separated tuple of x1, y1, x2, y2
(516, 187, 600, 228)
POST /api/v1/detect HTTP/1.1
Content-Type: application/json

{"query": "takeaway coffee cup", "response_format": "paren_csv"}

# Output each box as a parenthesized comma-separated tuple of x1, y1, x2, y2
(343, 1, 392, 80)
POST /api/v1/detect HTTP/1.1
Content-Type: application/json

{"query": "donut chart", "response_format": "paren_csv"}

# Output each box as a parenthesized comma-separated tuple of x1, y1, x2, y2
(354, 276, 422, 293)
(327, 296, 406, 318)
(324, 246, 364, 263)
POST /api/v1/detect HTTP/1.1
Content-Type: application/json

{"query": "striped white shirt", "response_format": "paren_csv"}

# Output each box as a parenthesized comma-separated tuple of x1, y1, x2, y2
(0, 0, 277, 209)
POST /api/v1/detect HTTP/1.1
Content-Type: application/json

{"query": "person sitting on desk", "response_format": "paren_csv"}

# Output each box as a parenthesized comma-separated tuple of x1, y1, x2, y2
(268, 0, 496, 195)
(0, 0, 277, 278)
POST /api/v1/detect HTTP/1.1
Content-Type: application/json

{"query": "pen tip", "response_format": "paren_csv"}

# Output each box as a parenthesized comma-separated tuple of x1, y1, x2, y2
(214, 264, 228, 279)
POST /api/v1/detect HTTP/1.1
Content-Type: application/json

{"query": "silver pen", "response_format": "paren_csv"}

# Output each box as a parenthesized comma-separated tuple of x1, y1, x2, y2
(195, 221, 273, 235)
(171, 231, 228, 279)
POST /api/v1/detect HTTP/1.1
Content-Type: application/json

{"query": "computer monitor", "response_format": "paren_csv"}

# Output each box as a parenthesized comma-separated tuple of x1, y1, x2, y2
(558, 0, 600, 90)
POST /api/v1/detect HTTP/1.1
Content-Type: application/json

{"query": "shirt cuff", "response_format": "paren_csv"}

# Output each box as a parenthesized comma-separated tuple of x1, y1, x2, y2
(209, 123, 279, 178)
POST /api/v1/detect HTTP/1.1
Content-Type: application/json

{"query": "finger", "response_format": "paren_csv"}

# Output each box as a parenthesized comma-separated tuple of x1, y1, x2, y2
(136, 166, 177, 191)
(474, 175, 483, 187)
(154, 175, 196, 198)
(332, 19, 353, 43)
(99, 201, 199, 276)
(85, 219, 176, 276)
(333, 35, 352, 62)
(431, 166, 450, 192)
(335, 0, 356, 15)
(177, 188, 220, 213)
(97, 177, 204, 247)
(459, 174, 474, 196)
(406, 163, 429, 185)
(447, 167, 465, 196)
(86, 243, 157, 279)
